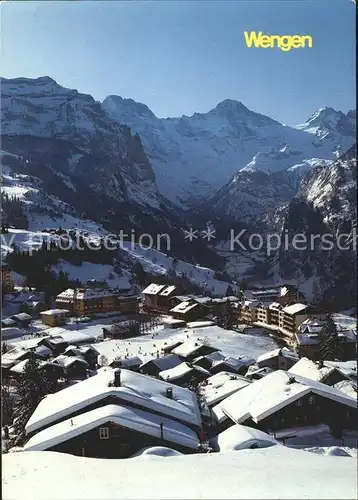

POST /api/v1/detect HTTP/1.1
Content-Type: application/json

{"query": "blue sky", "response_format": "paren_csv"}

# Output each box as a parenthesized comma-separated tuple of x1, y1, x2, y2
(1, 0, 355, 125)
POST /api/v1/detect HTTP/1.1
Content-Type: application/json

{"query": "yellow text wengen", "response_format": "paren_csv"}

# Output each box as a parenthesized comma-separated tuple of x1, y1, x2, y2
(244, 31, 313, 52)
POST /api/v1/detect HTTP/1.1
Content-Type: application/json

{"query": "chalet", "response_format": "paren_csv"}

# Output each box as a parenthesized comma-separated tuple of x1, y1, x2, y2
(1, 318, 16, 328)
(1, 264, 13, 292)
(9, 312, 32, 328)
(199, 372, 252, 407)
(24, 368, 203, 457)
(142, 284, 179, 313)
(294, 319, 357, 361)
(140, 354, 182, 377)
(210, 355, 255, 376)
(102, 322, 138, 340)
(169, 301, 208, 323)
(55, 288, 139, 316)
(256, 348, 299, 371)
(52, 355, 89, 379)
(171, 340, 220, 362)
(288, 357, 350, 386)
(215, 370, 357, 438)
(245, 285, 303, 305)
(109, 356, 143, 372)
(23, 404, 199, 458)
(210, 296, 241, 316)
(64, 345, 99, 369)
(161, 317, 186, 329)
(245, 365, 275, 380)
(38, 337, 69, 356)
(40, 309, 70, 327)
(192, 352, 226, 371)
(159, 362, 210, 386)
(161, 340, 184, 355)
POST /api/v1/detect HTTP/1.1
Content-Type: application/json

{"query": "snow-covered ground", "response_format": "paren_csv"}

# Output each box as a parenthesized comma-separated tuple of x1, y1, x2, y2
(2, 446, 357, 499)
(92, 324, 278, 366)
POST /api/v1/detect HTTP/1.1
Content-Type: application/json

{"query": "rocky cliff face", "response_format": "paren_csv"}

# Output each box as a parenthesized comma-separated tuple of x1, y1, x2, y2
(276, 145, 357, 308)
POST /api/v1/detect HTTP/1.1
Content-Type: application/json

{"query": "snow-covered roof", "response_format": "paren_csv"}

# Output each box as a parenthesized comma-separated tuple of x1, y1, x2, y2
(56, 287, 125, 300)
(334, 380, 357, 399)
(9, 359, 31, 374)
(159, 362, 209, 382)
(50, 331, 96, 344)
(159, 362, 194, 381)
(212, 355, 255, 371)
(170, 302, 199, 314)
(11, 312, 32, 321)
(2, 318, 16, 326)
(113, 356, 143, 368)
(214, 424, 279, 452)
(288, 357, 336, 383)
(193, 351, 225, 366)
(242, 300, 260, 309)
(159, 285, 177, 297)
(200, 372, 251, 406)
(282, 303, 308, 315)
(140, 354, 182, 372)
(25, 367, 202, 434)
(218, 370, 357, 426)
(161, 317, 186, 326)
(268, 302, 282, 310)
(141, 283, 166, 295)
(186, 320, 215, 328)
(24, 404, 199, 452)
(41, 309, 70, 316)
(256, 348, 299, 364)
(53, 355, 88, 368)
(172, 340, 219, 358)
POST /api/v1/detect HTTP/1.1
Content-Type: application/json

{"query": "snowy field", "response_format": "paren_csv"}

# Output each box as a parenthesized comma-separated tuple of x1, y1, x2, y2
(2, 446, 357, 499)
(92, 324, 278, 366)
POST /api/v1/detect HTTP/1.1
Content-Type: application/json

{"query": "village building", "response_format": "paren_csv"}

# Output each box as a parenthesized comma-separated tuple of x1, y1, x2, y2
(239, 300, 260, 324)
(139, 354, 182, 377)
(256, 302, 272, 325)
(245, 285, 304, 305)
(171, 340, 220, 362)
(256, 348, 299, 371)
(40, 309, 70, 327)
(169, 301, 208, 323)
(52, 355, 89, 379)
(8, 312, 33, 328)
(63, 345, 99, 369)
(214, 369, 357, 438)
(1, 264, 14, 292)
(245, 365, 275, 380)
(159, 362, 210, 386)
(267, 302, 282, 326)
(38, 337, 69, 356)
(109, 356, 143, 372)
(141, 284, 179, 313)
(199, 372, 252, 407)
(278, 303, 325, 338)
(210, 355, 255, 376)
(55, 288, 139, 316)
(288, 357, 351, 386)
(23, 404, 199, 458)
(294, 318, 357, 361)
(24, 367, 203, 457)
(161, 317, 186, 329)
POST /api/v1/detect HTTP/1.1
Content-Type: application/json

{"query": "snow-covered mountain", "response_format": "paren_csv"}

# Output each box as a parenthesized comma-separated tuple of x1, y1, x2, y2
(276, 144, 357, 308)
(297, 107, 356, 155)
(102, 96, 355, 207)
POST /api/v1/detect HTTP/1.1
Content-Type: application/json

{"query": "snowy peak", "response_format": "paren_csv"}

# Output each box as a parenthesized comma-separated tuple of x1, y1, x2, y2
(103, 95, 157, 122)
(297, 107, 356, 140)
(209, 99, 280, 127)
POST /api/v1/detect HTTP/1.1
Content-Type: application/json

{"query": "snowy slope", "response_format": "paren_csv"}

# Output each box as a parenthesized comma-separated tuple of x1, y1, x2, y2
(3, 446, 357, 499)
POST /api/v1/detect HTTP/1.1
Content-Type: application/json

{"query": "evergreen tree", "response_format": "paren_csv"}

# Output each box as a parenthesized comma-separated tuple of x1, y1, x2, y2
(318, 315, 339, 361)
(13, 358, 57, 441)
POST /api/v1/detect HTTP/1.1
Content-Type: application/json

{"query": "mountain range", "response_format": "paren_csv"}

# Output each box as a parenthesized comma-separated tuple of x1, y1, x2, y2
(1, 76, 356, 306)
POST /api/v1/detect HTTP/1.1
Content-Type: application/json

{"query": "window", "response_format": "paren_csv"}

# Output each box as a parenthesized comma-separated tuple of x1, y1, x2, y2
(99, 427, 109, 439)
(308, 395, 315, 405)
(296, 399, 303, 407)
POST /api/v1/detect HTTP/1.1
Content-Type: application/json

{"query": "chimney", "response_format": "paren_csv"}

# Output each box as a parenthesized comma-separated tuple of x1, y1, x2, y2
(166, 387, 173, 399)
(287, 375, 295, 385)
(113, 368, 121, 387)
